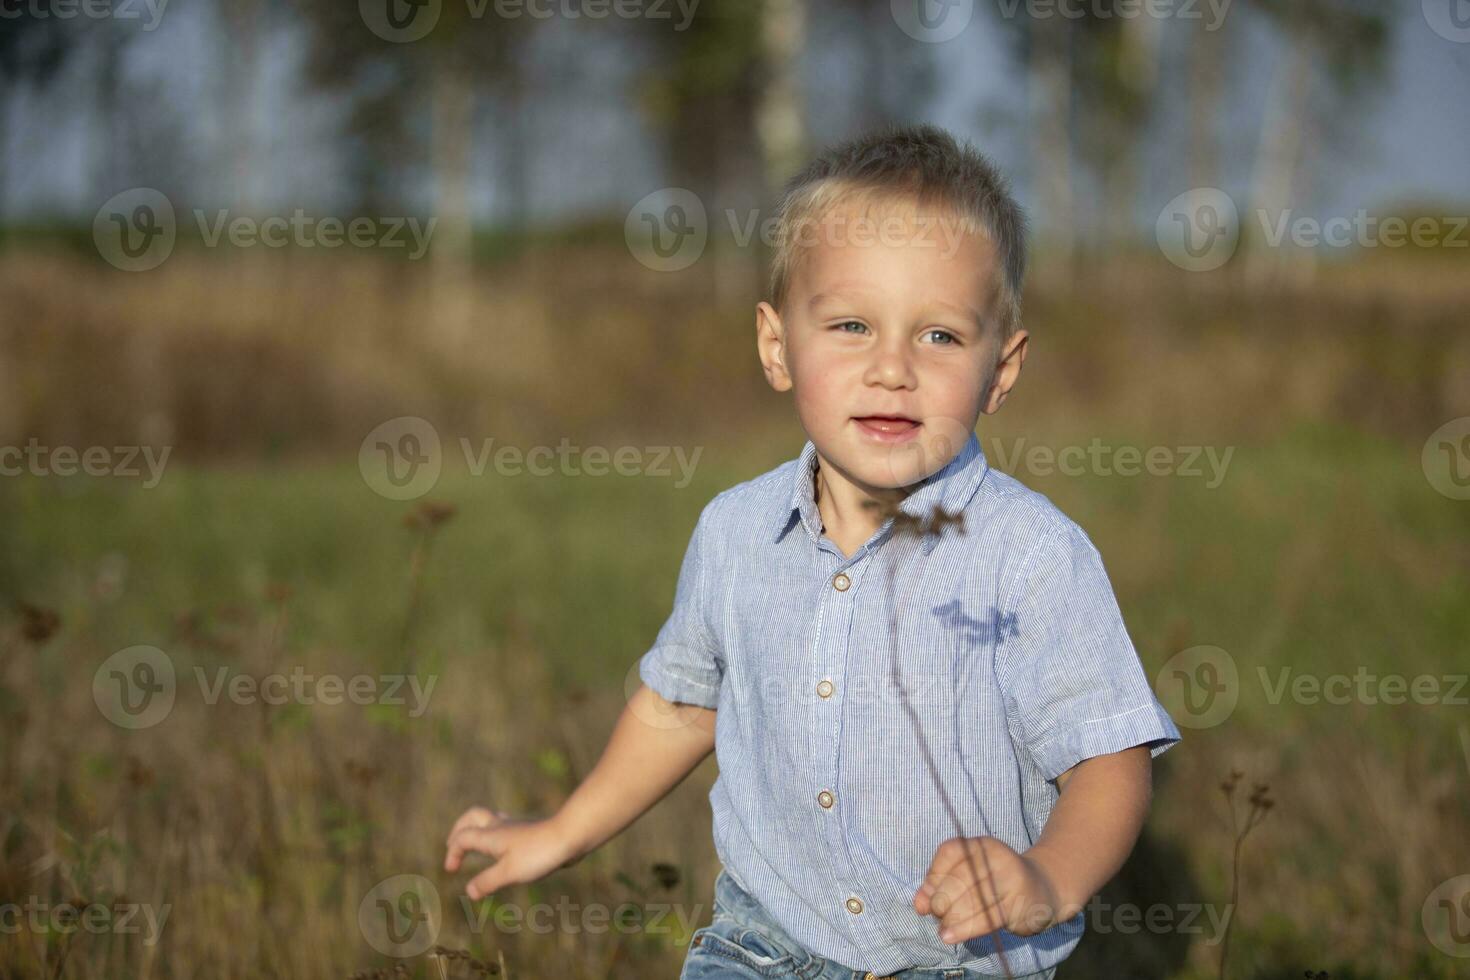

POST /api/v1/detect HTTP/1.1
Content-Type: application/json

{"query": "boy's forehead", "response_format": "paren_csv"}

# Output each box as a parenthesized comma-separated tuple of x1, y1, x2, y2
(788, 197, 998, 309)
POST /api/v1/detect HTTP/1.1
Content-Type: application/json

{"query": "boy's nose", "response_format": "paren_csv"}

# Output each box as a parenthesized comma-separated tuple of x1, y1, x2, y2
(864, 346, 917, 389)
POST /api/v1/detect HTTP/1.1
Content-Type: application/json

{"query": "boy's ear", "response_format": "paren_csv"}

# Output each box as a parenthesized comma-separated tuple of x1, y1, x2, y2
(981, 328, 1028, 415)
(756, 301, 793, 392)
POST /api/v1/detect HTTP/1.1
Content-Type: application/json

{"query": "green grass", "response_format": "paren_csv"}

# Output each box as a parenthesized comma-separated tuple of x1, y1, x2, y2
(2, 422, 1467, 979)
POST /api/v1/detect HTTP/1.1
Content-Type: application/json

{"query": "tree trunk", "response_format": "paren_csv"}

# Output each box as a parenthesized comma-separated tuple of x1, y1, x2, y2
(1029, 16, 1076, 286)
(431, 50, 476, 350)
(756, 0, 807, 198)
(1245, 28, 1314, 289)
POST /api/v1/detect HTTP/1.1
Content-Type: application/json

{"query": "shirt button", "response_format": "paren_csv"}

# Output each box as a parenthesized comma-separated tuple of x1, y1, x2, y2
(816, 679, 834, 699)
(817, 789, 834, 809)
(845, 897, 864, 915)
(832, 572, 851, 591)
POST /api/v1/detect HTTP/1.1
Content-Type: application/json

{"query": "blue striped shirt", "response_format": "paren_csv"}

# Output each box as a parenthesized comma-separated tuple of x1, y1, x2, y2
(638, 432, 1181, 975)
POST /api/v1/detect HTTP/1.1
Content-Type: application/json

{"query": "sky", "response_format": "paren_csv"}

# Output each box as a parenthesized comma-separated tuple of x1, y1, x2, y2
(3, 0, 1467, 228)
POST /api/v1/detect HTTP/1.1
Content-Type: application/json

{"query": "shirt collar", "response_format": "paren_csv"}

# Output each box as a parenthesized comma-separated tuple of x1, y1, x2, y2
(775, 431, 990, 556)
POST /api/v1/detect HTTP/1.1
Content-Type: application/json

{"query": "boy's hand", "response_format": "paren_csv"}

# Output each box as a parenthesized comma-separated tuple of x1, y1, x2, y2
(913, 836, 1063, 943)
(443, 806, 583, 900)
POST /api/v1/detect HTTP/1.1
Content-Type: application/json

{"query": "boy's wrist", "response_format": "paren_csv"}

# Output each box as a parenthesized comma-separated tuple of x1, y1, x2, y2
(1022, 843, 1088, 923)
(550, 805, 598, 864)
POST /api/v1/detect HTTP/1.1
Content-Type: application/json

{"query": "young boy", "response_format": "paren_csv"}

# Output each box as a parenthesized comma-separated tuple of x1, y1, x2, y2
(444, 124, 1181, 978)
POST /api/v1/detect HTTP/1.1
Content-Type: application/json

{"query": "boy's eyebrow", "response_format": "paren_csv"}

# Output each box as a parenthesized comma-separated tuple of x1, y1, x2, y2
(928, 297, 985, 330)
(806, 289, 869, 313)
(808, 290, 984, 330)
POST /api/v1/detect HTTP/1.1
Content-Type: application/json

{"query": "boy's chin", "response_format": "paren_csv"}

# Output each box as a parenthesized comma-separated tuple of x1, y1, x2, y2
(830, 449, 938, 494)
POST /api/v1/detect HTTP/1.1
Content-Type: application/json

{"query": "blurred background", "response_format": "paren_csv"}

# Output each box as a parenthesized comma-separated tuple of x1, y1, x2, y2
(1, 1, 1468, 977)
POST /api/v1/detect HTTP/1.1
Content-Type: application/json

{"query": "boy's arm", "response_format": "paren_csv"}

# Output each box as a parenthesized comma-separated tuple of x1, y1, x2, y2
(914, 744, 1152, 940)
(445, 683, 715, 899)
(1024, 744, 1152, 920)
(554, 683, 717, 860)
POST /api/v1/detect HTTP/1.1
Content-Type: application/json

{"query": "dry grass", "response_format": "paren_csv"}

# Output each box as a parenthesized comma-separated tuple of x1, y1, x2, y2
(1, 243, 1468, 978)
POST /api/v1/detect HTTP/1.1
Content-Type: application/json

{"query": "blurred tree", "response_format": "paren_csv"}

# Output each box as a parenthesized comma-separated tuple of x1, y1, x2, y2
(757, 0, 809, 195)
(1188, 10, 1232, 190)
(0, 16, 76, 219)
(294, 0, 537, 230)
(630, 1, 766, 206)
(830, 0, 938, 136)
(1023, 13, 1078, 275)
(992, 4, 1165, 276)
(294, 0, 539, 347)
(1244, 0, 1394, 286)
(1073, 7, 1163, 251)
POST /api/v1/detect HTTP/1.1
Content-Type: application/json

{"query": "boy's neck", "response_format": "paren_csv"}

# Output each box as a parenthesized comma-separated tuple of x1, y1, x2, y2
(812, 454, 911, 558)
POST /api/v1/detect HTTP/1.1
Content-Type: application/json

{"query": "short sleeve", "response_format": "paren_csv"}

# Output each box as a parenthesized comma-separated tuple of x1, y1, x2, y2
(637, 502, 724, 709)
(996, 521, 1181, 781)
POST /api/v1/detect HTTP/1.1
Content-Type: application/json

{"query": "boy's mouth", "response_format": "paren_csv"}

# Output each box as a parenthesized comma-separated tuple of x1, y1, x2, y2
(852, 415, 922, 442)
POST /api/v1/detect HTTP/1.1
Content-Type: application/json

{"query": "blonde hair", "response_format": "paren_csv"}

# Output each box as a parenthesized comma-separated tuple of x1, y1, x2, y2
(768, 124, 1028, 344)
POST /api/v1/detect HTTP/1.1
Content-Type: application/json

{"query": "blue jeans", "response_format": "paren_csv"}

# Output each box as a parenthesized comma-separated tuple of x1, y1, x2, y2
(680, 867, 1059, 980)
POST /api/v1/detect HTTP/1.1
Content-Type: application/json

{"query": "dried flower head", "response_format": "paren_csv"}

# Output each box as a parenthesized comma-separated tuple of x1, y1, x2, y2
(16, 601, 60, 644)
(404, 500, 458, 531)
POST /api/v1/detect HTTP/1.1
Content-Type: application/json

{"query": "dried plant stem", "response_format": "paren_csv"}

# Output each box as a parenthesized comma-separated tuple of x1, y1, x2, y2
(1216, 771, 1273, 980)
(876, 511, 1014, 980)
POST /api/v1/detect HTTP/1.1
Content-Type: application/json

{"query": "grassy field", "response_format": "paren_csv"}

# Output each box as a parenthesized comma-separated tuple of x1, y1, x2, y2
(2, 246, 1468, 978)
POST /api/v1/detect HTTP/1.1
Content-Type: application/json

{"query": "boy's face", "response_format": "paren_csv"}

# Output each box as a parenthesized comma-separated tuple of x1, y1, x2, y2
(756, 198, 1027, 494)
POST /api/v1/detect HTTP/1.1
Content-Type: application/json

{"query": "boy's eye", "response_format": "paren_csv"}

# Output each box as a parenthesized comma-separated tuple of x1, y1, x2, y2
(835, 321, 869, 334)
(923, 328, 959, 345)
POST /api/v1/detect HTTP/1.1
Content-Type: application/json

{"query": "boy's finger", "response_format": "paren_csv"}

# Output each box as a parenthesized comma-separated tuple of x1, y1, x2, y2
(444, 826, 505, 872)
(446, 806, 497, 846)
(937, 883, 1006, 942)
(937, 899, 1004, 944)
(466, 863, 510, 901)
